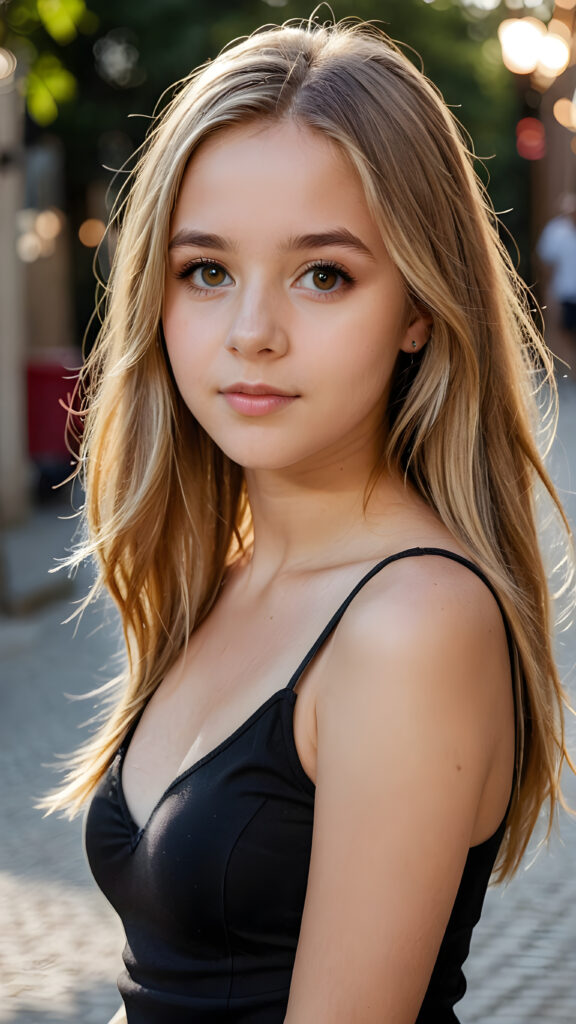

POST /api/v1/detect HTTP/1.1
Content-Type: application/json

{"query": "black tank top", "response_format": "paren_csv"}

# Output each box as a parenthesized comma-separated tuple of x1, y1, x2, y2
(84, 547, 513, 1023)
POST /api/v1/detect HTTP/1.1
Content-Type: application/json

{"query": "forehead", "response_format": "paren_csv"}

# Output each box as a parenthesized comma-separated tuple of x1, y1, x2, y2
(171, 120, 382, 247)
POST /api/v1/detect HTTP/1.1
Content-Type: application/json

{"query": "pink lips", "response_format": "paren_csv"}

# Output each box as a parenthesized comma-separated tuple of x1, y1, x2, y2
(220, 383, 298, 417)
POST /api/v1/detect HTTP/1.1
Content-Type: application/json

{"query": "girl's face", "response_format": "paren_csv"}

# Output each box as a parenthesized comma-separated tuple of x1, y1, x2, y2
(163, 120, 430, 475)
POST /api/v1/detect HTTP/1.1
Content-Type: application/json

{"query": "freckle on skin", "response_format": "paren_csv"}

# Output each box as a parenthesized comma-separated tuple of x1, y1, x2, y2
(456, 764, 462, 772)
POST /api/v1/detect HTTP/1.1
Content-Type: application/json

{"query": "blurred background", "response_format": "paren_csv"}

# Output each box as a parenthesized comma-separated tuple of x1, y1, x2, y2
(2, 0, 576, 526)
(1, 0, 576, 524)
(0, 1, 575, 1022)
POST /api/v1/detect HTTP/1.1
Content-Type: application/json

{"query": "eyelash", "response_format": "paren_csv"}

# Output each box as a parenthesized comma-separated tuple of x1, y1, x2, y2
(175, 258, 230, 294)
(174, 258, 356, 298)
(299, 260, 356, 297)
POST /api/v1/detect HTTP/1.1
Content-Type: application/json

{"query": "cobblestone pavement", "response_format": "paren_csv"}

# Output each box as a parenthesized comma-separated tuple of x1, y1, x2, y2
(1, 380, 575, 1024)
(0, 560, 125, 1023)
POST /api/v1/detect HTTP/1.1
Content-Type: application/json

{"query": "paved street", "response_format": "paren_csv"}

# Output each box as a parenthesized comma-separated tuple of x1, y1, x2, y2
(1, 379, 575, 1024)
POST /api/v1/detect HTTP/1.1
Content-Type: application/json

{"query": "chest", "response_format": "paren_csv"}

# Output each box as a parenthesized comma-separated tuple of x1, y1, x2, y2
(85, 692, 315, 969)
(120, 575, 340, 830)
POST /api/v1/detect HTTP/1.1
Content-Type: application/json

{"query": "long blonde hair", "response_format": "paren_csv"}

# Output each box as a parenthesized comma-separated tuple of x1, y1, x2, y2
(44, 18, 574, 881)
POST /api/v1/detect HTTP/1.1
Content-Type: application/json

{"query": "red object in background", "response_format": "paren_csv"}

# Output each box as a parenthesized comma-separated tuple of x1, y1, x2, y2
(516, 118, 546, 161)
(27, 350, 82, 461)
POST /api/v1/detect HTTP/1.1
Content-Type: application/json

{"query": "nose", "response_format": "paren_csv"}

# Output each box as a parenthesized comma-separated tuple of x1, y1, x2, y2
(224, 282, 288, 359)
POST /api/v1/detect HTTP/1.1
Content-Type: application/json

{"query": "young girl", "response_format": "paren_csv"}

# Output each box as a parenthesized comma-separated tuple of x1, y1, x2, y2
(45, 18, 574, 1024)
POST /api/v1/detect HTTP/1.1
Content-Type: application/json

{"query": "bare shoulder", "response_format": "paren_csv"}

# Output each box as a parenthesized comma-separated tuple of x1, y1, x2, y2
(347, 547, 503, 630)
(310, 547, 513, 811)
(312, 548, 514, 843)
(284, 553, 513, 1021)
(318, 549, 509, 711)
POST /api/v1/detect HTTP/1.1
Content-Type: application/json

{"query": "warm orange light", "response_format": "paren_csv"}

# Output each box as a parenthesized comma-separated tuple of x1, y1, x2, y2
(538, 34, 571, 76)
(554, 0, 576, 9)
(498, 18, 546, 75)
(547, 20, 572, 43)
(553, 98, 576, 131)
(78, 218, 106, 247)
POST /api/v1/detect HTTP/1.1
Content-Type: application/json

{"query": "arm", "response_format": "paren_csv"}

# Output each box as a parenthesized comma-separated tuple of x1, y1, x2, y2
(284, 557, 513, 1024)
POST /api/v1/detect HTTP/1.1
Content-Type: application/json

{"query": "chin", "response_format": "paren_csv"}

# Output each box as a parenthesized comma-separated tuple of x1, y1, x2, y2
(211, 438, 315, 473)
(224, 451, 305, 472)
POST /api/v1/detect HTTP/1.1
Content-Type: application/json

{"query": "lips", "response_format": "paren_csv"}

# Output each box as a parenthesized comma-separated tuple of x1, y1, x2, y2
(219, 383, 298, 417)
(220, 382, 297, 397)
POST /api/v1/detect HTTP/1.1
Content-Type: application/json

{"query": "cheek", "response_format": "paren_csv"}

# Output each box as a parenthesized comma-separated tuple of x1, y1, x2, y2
(347, 348, 397, 413)
(162, 300, 206, 386)
(322, 305, 404, 390)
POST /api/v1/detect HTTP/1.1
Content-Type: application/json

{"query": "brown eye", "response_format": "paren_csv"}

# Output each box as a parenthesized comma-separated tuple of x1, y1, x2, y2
(201, 265, 227, 286)
(312, 267, 338, 291)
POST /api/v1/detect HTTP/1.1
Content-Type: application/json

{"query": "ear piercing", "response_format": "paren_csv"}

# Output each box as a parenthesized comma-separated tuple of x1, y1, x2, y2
(411, 340, 418, 350)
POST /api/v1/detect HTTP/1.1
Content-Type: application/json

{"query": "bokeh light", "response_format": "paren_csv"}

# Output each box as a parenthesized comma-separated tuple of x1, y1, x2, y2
(504, 0, 554, 7)
(498, 18, 546, 75)
(553, 98, 576, 131)
(516, 117, 546, 160)
(93, 30, 143, 88)
(78, 218, 106, 247)
(538, 33, 571, 75)
(461, 0, 501, 9)
(547, 19, 572, 41)
(35, 209, 63, 241)
(17, 232, 43, 263)
(0, 48, 17, 80)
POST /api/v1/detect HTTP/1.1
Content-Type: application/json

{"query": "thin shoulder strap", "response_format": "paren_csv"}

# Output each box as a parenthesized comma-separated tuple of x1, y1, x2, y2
(285, 546, 513, 692)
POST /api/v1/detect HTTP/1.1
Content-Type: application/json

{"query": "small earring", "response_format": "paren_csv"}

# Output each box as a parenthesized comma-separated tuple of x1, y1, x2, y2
(411, 340, 418, 350)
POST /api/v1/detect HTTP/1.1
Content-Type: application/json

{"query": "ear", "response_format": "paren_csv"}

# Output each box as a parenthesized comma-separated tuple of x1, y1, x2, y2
(399, 307, 433, 355)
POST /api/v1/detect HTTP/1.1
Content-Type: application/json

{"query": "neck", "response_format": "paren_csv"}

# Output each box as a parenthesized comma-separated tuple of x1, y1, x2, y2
(242, 455, 413, 582)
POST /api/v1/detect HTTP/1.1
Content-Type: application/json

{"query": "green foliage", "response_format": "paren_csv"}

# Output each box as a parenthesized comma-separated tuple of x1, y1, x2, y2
(3, 0, 41, 36)
(37, 0, 97, 44)
(26, 51, 76, 123)
(2, 0, 97, 122)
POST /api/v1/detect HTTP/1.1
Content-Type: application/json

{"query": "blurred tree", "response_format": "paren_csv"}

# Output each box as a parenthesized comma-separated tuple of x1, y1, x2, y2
(1, 0, 528, 335)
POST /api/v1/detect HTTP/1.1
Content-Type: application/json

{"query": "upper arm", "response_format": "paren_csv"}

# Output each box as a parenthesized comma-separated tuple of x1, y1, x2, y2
(285, 559, 512, 1024)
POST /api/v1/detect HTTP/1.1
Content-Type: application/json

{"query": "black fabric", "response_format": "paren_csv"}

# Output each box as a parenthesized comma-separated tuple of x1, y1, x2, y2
(85, 547, 512, 1022)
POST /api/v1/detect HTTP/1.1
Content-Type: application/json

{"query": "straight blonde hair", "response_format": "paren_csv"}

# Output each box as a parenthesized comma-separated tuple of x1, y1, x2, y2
(43, 18, 574, 882)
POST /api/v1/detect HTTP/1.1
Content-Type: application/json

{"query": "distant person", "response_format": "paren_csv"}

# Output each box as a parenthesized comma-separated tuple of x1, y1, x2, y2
(43, 18, 575, 1024)
(537, 193, 576, 374)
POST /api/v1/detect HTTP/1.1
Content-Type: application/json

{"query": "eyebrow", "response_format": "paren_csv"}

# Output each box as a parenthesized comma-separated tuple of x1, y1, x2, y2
(168, 230, 233, 251)
(283, 229, 376, 261)
(168, 227, 375, 260)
